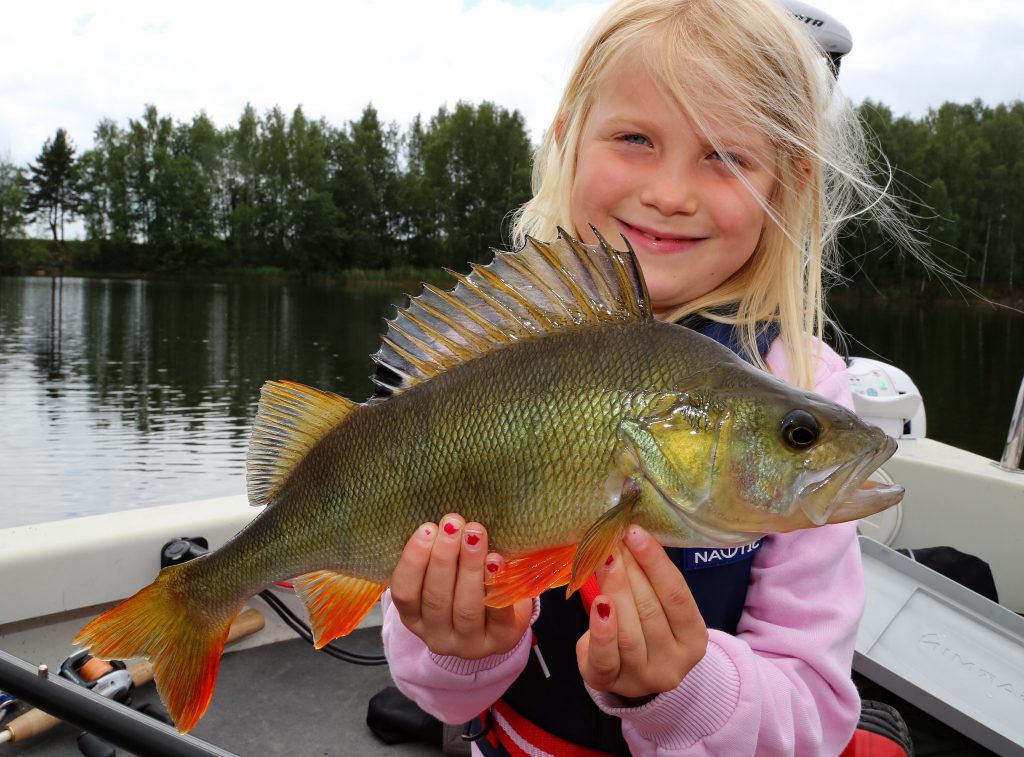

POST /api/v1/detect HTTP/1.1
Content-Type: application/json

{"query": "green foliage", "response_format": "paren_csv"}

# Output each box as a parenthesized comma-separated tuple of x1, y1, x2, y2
(23, 128, 80, 242)
(10, 97, 1020, 297)
(0, 157, 26, 263)
(842, 99, 1024, 296)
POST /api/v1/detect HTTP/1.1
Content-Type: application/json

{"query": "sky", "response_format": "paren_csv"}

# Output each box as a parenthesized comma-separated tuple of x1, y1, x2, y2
(2, 0, 1023, 170)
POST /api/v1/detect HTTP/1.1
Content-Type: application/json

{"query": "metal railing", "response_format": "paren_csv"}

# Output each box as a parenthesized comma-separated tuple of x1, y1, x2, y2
(997, 373, 1024, 473)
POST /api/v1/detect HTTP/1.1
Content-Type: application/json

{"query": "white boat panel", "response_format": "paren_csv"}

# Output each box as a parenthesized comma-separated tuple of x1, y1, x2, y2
(856, 536, 1024, 755)
(882, 438, 1024, 613)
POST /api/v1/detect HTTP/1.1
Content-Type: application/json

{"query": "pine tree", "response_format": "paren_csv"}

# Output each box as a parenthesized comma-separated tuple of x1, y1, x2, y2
(24, 128, 80, 242)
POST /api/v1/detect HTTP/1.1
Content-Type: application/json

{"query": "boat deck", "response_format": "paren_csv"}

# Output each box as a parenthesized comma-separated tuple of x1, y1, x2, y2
(1, 620, 997, 756)
(3, 627, 445, 756)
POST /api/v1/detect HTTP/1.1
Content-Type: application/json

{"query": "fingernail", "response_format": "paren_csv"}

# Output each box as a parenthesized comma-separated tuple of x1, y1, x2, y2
(486, 561, 500, 574)
(626, 526, 646, 548)
(419, 524, 435, 540)
(443, 521, 460, 536)
(465, 530, 481, 547)
(604, 554, 614, 567)
(596, 602, 611, 620)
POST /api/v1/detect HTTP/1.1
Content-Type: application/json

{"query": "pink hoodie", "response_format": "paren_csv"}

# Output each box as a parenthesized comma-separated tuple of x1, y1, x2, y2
(382, 339, 863, 755)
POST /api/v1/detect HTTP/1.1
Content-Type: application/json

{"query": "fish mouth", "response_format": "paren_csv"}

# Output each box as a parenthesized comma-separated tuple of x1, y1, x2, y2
(797, 434, 904, 525)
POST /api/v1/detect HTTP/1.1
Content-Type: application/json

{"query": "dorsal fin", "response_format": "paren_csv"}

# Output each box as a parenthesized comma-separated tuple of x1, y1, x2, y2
(247, 380, 357, 507)
(372, 229, 650, 395)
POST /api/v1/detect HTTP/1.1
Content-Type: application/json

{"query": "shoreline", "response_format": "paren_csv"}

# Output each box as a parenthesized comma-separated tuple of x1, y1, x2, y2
(5, 268, 1022, 310)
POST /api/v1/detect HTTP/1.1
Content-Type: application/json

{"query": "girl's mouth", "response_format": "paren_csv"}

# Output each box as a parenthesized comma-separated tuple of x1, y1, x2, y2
(617, 220, 703, 252)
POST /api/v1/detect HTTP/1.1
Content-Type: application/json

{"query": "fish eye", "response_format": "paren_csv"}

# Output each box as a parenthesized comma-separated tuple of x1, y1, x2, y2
(781, 410, 820, 449)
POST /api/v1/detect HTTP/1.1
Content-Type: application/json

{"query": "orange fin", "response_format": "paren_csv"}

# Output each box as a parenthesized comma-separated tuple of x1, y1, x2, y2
(293, 570, 387, 648)
(483, 544, 577, 608)
(73, 565, 242, 733)
(567, 480, 642, 596)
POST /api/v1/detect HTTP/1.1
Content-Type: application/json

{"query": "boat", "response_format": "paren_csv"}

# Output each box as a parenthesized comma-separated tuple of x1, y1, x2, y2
(1, 354, 1020, 756)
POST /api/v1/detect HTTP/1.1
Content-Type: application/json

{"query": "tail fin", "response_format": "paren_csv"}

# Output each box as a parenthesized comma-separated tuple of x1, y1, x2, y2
(73, 565, 243, 732)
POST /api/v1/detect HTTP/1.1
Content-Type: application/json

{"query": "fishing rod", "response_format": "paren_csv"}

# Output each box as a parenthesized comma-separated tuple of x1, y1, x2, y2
(0, 608, 265, 750)
(0, 649, 239, 757)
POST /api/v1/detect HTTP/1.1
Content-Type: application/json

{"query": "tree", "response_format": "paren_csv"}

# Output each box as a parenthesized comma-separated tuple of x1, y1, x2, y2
(420, 101, 533, 267)
(77, 118, 133, 243)
(24, 128, 80, 242)
(329, 104, 402, 268)
(0, 156, 26, 261)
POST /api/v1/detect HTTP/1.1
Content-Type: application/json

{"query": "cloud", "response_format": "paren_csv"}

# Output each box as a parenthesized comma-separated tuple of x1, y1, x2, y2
(1, 0, 1021, 168)
(824, 0, 1024, 115)
(0, 0, 605, 164)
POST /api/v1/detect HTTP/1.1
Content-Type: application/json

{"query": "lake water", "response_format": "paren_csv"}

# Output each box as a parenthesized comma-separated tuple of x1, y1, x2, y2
(1, 275, 1021, 528)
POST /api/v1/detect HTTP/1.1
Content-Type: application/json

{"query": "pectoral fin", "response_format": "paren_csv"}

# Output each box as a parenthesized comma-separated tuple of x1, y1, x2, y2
(568, 479, 641, 595)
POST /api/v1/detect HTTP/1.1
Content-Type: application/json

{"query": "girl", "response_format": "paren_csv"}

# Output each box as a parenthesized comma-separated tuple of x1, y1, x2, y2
(383, 0, 892, 752)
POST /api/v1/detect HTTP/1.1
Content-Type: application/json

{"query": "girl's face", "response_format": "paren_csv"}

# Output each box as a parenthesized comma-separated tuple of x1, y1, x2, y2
(570, 56, 778, 319)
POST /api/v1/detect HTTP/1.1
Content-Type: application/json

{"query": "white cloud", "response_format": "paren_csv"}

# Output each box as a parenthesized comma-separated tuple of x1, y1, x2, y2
(821, 0, 1024, 115)
(0, 0, 604, 164)
(1, 0, 1021, 166)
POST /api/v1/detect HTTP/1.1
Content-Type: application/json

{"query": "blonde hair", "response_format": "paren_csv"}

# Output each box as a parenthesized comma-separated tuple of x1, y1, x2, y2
(512, 0, 900, 389)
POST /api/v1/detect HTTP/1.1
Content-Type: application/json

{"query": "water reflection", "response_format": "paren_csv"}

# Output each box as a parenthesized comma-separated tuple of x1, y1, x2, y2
(833, 298, 1023, 461)
(0, 276, 405, 527)
(0, 276, 1020, 528)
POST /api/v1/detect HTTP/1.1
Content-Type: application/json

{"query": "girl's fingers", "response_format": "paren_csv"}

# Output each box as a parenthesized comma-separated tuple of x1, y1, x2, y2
(623, 526, 703, 638)
(450, 522, 488, 636)
(618, 537, 675, 652)
(595, 545, 647, 666)
(419, 514, 465, 629)
(389, 521, 438, 625)
(577, 594, 619, 690)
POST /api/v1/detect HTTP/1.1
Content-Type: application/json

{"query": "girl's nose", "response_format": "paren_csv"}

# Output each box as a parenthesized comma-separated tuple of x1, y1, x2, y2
(639, 164, 699, 216)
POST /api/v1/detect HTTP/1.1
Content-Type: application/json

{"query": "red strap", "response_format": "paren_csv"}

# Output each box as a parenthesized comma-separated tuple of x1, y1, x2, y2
(489, 698, 615, 757)
(580, 574, 600, 615)
(839, 729, 910, 757)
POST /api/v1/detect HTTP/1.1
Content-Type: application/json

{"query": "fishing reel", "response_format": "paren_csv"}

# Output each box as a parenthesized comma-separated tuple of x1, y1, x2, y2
(59, 650, 133, 705)
(160, 536, 208, 568)
(59, 647, 172, 755)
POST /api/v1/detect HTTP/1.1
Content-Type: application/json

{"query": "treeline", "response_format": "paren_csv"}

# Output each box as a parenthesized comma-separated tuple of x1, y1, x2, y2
(0, 101, 534, 273)
(841, 99, 1023, 296)
(1, 98, 1021, 296)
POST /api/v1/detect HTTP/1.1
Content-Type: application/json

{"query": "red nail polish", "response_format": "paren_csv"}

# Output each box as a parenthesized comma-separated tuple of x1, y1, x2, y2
(443, 522, 458, 535)
(597, 602, 611, 620)
(486, 562, 499, 574)
(423, 528, 432, 537)
(604, 554, 614, 566)
(465, 532, 480, 546)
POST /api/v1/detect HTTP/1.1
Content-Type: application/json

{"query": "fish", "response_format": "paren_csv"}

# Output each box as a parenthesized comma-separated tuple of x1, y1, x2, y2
(74, 230, 903, 732)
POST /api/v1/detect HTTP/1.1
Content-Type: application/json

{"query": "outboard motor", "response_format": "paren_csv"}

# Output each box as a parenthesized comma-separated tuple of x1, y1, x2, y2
(847, 357, 927, 441)
(779, 0, 854, 75)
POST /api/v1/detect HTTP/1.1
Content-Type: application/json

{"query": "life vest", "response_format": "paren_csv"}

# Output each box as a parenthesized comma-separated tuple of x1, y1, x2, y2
(470, 317, 779, 756)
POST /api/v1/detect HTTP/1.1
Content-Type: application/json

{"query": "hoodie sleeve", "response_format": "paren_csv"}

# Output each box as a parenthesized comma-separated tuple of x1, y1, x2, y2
(588, 339, 864, 755)
(380, 591, 537, 725)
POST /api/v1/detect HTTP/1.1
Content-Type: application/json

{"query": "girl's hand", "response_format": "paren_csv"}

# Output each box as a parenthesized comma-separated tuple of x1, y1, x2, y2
(390, 513, 533, 660)
(576, 525, 708, 702)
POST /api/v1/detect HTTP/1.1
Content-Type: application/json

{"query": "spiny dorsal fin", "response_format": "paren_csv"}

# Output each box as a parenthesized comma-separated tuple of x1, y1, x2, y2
(247, 380, 357, 507)
(372, 229, 650, 395)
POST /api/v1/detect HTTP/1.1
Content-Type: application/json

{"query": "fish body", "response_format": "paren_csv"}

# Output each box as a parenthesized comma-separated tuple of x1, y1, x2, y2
(75, 233, 902, 731)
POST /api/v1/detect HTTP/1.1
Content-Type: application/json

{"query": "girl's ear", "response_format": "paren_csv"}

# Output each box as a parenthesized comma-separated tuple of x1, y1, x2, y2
(554, 114, 567, 145)
(794, 158, 813, 194)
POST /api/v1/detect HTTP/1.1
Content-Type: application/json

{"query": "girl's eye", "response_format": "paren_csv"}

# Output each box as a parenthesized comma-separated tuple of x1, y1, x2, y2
(621, 133, 651, 146)
(709, 151, 742, 166)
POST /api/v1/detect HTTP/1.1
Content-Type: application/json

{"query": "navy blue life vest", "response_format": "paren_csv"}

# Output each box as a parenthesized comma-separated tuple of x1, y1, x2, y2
(492, 316, 781, 756)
